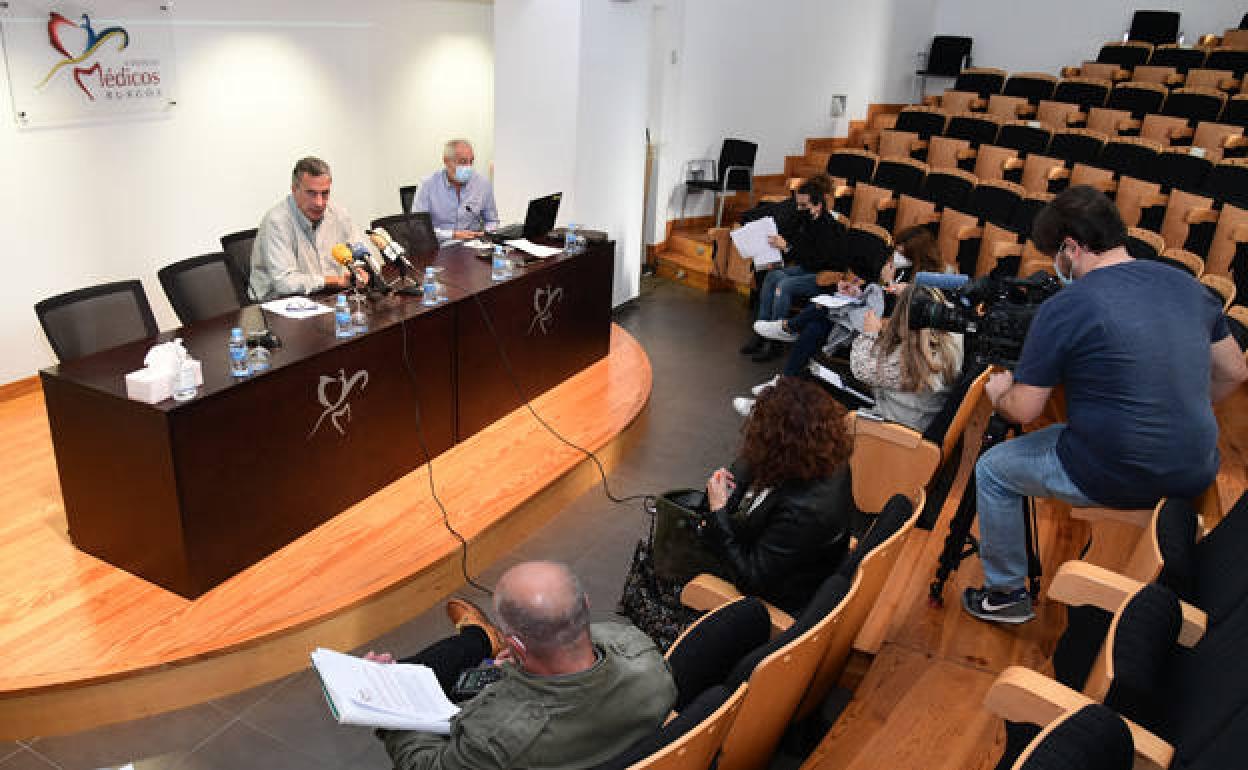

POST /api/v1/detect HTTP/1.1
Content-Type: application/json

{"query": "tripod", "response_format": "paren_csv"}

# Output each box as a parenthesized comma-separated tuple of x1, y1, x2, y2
(928, 411, 1042, 608)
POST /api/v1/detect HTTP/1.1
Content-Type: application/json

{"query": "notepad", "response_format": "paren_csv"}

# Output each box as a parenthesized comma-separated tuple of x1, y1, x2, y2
(310, 648, 461, 732)
(729, 217, 783, 268)
(811, 294, 860, 309)
(809, 362, 875, 405)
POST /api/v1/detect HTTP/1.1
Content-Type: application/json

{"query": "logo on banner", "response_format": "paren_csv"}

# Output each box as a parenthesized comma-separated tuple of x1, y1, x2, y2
(308, 368, 370, 439)
(528, 285, 564, 336)
(38, 10, 160, 101)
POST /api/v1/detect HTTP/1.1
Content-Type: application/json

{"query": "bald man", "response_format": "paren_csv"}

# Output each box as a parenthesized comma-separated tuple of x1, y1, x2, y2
(370, 561, 676, 770)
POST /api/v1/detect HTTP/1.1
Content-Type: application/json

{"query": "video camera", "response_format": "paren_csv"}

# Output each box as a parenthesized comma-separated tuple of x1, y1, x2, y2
(909, 272, 1062, 368)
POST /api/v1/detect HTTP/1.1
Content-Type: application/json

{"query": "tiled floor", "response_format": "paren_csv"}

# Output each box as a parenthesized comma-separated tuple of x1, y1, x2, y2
(4, 277, 787, 770)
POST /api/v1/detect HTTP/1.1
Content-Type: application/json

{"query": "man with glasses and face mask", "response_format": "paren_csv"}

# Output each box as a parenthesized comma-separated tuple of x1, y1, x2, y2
(249, 156, 375, 301)
(962, 185, 1248, 625)
(414, 138, 500, 242)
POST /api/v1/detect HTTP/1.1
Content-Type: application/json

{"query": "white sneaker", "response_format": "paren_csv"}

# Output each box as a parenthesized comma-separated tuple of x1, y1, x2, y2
(732, 397, 755, 417)
(754, 320, 797, 342)
(751, 375, 779, 396)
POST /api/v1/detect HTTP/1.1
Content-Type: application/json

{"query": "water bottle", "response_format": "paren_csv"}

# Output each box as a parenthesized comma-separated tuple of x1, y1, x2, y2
(172, 340, 197, 402)
(334, 294, 353, 338)
(422, 267, 439, 306)
(247, 344, 272, 373)
(350, 294, 369, 334)
(491, 245, 508, 281)
(565, 223, 578, 253)
(228, 327, 250, 377)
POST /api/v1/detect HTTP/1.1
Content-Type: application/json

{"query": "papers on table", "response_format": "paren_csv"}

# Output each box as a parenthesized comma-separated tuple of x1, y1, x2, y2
(262, 298, 333, 320)
(310, 648, 461, 732)
(462, 239, 493, 250)
(809, 362, 875, 406)
(729, 217, 784, 269)
(811, 293, 860, 310)
(505, 239, 562, 259)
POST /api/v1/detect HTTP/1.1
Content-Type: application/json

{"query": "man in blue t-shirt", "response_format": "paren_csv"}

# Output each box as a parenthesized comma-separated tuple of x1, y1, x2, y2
(962, 186, 1248, 625)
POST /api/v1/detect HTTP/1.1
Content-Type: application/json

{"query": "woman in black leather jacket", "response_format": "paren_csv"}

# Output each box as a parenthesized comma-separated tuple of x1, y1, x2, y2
(698, 376, 854, 615)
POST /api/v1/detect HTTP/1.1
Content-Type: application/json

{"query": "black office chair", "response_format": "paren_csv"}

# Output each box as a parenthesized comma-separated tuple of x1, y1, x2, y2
(399, 184, 419, 214)
(158, 252, 249, 325)
(916, 36, 973, 94)
(371, 212, 438, 260)
(36, 280, 159, 362)
(1128, 10, 1180, 45)
(219, 228, 259, 300)
(681, 138, 758, 227)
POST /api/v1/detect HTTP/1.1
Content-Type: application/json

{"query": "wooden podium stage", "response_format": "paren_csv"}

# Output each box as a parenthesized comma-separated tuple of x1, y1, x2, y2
(0, 325, 650, 740)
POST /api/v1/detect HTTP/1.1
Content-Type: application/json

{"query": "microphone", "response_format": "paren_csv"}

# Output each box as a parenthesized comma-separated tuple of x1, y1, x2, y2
(331, 243, 358, 287)
(351, 242, 390, 294)
(367, 230, 394, 264)
(371, 227, 415, 274)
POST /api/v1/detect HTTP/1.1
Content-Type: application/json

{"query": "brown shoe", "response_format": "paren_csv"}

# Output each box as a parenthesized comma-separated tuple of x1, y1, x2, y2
(446, 598, 505, 656)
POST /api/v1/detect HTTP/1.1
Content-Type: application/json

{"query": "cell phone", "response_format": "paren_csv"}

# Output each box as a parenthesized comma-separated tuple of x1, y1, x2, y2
(452, 663, 504, 700)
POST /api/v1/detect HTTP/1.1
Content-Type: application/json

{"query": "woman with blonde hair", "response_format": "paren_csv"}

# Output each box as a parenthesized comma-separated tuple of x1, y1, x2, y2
(850, 282, 962, 431)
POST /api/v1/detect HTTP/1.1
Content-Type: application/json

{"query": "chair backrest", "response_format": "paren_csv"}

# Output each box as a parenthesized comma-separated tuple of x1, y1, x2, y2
(922, 169, 977, 211)
(1158, 147, 1213, 193)
(1097, 40, 1153, 69)
(1107, 80, 1168, 118)
(219, 228, 259, 299)
(966, 179, 1025, 226)
(845, 224, 893, 278)
(717, 139, 758, 190)
(1099, 137, 1163, 181)
(399, 184, 419, 214)
(1048, 128, 1108, 166)
(664, 596, 770, 710)
(794, 494, 921, 721)
(846, 412, 940, 513)
(35, 280, 159, 362)
(1053, 77, 1112, 110)
(1011, 703, 1135, 770)
(716, 575, 852, 770)
(157, 252, 249, 326)
(1186, 68, 1235, 93)
(1164, 87, 1228, 125)
(1206, 48, 1248, 80)
(1004, 72, 1057, 103)
(894, 106, 948, 139)
(947, 112, 1002, 147)
(1125, 226, 1166, 261)
(998, 121, 1053, 157)
(827, 149, 878, 186)
(1149, 43, 1206, 74)
(1199, 158, 1248, 208)
(371, 212, 439, 258)
(953, 67, 1007, 97)
(923, 36, 973, 76)
(872, 157, 928, 196)
(938, 365, 992, 460)
(1159, 247, 1204, 278)
(593, 684, 746, 770)
(1128, 10, 1180, 45)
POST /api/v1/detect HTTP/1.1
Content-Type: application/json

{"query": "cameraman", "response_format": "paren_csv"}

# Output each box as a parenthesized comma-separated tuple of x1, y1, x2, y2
(963, 186, 1248, 625)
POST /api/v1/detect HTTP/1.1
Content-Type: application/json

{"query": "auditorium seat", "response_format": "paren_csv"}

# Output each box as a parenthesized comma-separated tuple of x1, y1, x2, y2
(852, 158, 927, 227)
(844, 224, 894, 281)
(973, 143, 1020, 181)
(1114, 175, 1166, 227)
(1003, 72, 1058, 108)
(35, 280, 159, 362)
(158, 252, 249, 325)
(996, 121, 1053, 158)
(1186, 68, 1239, 94)
(219, 227, 259, 298)
(1158, 187, 1216, 251)
(1063, 41, 1152, 82)
(1155, 147, 1213, 193)
(1106, 80, 1168, 120)
(1220, 94, 1248, 129)
(1127, 10, 1180, 46)
(1125, 226, 1167, 261)
(999, 703, 1136, 770)
(1147, 43, 1206, 76)
(1190, 121, 1246, 161)
(878, 106, 948, 161)
(1085, 106, 1135, 137)
(894, 169, 976, 233)
(1205, 48, 1248, 84)
(924, 68, 1006, 113)
(986, 93, 1032, 121)
(1161, 247, 1206, 277)
(1130, 64, 1182, 88)
(826, 149, 879, 215)
(1163, 87, 1229, 138)
(591, 684, 745, 770)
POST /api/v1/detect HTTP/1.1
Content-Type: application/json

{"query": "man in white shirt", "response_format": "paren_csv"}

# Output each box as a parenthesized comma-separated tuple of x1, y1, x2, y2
(249, 157, 374, 301)
(414, 139, 500, 242)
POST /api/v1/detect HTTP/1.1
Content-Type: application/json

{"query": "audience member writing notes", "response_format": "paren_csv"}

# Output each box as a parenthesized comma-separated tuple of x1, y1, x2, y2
(729, 216, 783, 269)
(311, 648, 460, 732)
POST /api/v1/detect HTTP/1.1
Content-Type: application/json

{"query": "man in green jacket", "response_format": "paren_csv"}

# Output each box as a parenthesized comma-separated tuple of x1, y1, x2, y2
(371, 561, 677, 769)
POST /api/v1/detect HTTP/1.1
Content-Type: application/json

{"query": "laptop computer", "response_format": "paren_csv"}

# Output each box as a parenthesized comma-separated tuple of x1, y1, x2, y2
(488, 192, 562, 242)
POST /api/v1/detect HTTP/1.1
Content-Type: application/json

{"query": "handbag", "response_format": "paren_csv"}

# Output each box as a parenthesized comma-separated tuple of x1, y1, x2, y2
(617, 496, 700, 651)
(651, 489, 724, 584)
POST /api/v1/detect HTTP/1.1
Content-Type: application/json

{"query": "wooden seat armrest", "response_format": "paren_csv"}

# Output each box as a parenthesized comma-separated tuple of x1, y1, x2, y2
(834, 184, 854, 199)
(1170, 126, 1194, 141)
(1111, 68, 1131, 82)
(1060, 66, 1082, 78)
(1048, 561, 1206, 647)
(912, 139, 930, 152)
(1066, 112, 1087, 128)
(787, 176, 803, 190)
(758, 195, 787, 204)
(1119, 118, 1141, 133)
(707, 227, 730, 237)
(1140, 192, 1169, 209)
(970, 98, 987, 111)
(1003, 157, 1025, 171)
(1197, 33, 1220, 47)
(1230, 223, 1248, 242)
(816, 270, 848, 287)
(955, 225, 983, 241)
(1017, 104, 1036, 118)
(985, 666, 1173, 770)
(681, 573, 744, 613)
(877, 198, 898, 211)
(1069, 505, 1153, 526)
(956, 148, 978, 160)
(1224, 135, 1248, 150)
(923, 212, 942, 225)
(1164, 73, 1185, 87)
(1185, 208, 1219, 225)
(922, 95, 941, 107)
(993, 242, 1024, 259)
(1049, 167, 1071, 181)
(1220, 77, 1241, 92)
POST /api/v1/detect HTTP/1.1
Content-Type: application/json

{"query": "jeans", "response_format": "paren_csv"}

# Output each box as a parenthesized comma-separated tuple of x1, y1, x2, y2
(783, 305, 834, 377)
(398, 626, 491, 695)
(975, 424, 1098, 591)
(757, 266, 822, 321)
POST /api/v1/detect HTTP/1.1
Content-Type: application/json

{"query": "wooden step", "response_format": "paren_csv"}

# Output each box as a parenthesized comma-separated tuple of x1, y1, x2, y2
(655, 248, 732, 292)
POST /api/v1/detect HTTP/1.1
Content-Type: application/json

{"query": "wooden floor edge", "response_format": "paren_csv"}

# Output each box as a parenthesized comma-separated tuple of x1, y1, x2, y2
(0, 337, 649, 740)
(0, 375, 40, 403)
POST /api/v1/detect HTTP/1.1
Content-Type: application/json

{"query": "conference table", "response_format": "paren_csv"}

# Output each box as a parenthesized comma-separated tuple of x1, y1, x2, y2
(39, 239, 614, 599)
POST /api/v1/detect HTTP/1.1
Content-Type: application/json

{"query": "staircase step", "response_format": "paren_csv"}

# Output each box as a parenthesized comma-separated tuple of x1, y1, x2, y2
(667, 232, 715, 262)
(656, 248, 733, 293)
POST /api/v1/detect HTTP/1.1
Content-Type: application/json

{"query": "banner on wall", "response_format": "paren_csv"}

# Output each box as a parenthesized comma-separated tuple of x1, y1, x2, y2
(0, 0, 175, 127)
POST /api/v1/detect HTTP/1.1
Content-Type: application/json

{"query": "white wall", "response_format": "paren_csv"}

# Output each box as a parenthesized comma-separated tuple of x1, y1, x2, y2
(931, 1, 1245, 77)
(0, 0, 493, 384)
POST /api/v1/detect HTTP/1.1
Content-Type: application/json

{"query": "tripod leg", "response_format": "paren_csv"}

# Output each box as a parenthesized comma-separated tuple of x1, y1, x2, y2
(929, 487, 979, 608)
(1023, 495, 1042, 599)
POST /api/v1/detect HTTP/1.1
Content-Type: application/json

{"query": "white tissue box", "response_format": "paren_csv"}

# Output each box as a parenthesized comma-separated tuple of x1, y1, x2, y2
(125, 361, 202, 404)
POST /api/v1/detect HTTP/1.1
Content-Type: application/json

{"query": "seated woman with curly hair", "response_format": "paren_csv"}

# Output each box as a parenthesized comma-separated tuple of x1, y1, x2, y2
(696, 377, 854, 615)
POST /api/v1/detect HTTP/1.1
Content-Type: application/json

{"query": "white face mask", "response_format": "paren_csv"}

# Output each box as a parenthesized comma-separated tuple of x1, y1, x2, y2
(1053, 243, 1074, 285)
(892, 250, 912, 269)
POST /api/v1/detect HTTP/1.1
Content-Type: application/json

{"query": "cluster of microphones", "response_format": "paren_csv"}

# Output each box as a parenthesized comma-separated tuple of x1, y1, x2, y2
(329, 228, 416, 293)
